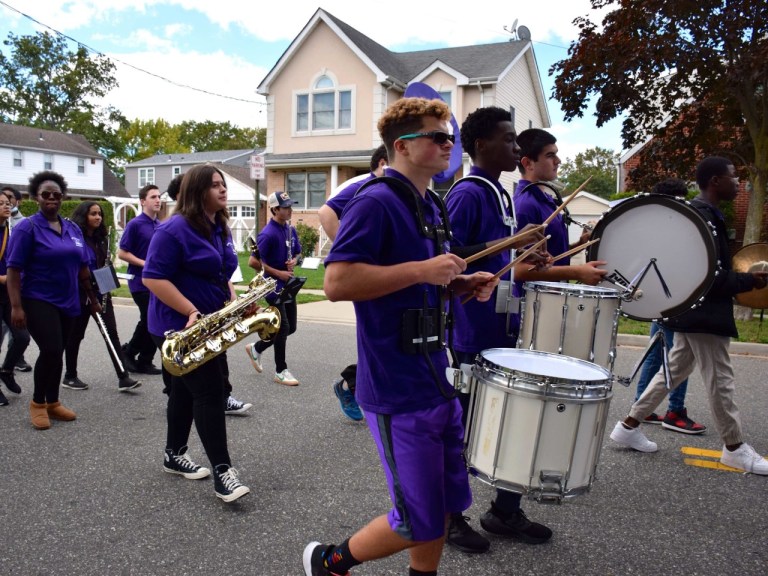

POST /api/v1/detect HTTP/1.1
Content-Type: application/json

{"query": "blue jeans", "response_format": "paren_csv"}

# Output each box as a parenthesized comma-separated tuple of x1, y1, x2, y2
(634, 322, 688, 413)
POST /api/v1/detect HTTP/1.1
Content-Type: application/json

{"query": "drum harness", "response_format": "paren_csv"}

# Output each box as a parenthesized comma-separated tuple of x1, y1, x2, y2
(355, 176, 458, 399)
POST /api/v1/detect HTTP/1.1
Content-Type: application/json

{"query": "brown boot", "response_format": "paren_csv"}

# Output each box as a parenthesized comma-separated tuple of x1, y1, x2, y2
(46, 401, 76, 421)
(30, 401, 50, 430)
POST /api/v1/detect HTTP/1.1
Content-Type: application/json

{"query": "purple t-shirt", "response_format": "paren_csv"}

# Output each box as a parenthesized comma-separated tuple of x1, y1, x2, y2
(446, 168, 516, 352)
(511, 179, 571, 334)
(325, 169, 452, 415)
(6, 211, 89, 316)
(325, 172, 375, 219)
(119, 212, 158, 293)
(143, 215, 238, 337)
(257, 218, 301, 302)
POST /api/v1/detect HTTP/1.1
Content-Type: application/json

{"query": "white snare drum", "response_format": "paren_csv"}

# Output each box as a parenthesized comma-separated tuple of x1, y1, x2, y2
(587, 194, 717, 321)
(464, 348, 612, 503)
(518, 281, 621, 371)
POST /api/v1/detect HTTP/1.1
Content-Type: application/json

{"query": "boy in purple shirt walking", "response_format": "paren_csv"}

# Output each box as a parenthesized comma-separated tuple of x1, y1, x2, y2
(303, 97, 498, 576)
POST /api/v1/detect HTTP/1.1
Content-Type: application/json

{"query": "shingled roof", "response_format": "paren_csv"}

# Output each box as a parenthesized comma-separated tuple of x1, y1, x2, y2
(0, 122, 102, 157)
(126, 148, 262, 168)
(260, 8, 529, 92)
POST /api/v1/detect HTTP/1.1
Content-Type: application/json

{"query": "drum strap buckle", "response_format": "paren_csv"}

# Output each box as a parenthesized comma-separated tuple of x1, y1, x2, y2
(446, 363, 474, 393)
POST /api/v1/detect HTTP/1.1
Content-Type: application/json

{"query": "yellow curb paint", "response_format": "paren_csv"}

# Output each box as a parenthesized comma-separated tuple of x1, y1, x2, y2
(683, 458, 742, 472)
(681, 447, 723, 458)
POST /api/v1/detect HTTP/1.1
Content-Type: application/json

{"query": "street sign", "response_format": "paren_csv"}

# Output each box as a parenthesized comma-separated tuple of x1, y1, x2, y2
(250, 154, 265, 180)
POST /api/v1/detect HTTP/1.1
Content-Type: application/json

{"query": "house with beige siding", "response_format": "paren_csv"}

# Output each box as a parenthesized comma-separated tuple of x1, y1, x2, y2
(257, 8, 551, 239)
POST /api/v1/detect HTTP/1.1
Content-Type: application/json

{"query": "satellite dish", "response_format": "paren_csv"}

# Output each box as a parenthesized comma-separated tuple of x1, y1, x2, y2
(403, 82, 463, 183)
(517, 25, 531, 41)
(503, 18, 518, 39)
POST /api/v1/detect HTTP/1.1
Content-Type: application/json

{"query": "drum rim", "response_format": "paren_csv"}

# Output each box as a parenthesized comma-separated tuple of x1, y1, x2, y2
(523, 280, 622, 298)
(586, 193, 717, 321)
(478, 348, 612, 384)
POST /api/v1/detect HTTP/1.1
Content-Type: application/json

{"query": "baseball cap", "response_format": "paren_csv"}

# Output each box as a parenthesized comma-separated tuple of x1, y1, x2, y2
(268, 191, 297, 209)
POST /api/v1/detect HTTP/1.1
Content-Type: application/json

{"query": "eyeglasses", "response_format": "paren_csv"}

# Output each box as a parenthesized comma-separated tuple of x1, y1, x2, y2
(398, 131, 456, 146)
(40, 190, 63, 200)
(0, 201, 10, 207)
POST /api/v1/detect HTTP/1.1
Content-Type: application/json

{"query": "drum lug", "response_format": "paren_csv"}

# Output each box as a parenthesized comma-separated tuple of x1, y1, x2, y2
(537, 471, 565, 504)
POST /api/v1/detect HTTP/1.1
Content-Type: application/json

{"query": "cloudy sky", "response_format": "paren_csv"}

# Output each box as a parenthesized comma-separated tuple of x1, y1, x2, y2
(0, 0, 624, 161)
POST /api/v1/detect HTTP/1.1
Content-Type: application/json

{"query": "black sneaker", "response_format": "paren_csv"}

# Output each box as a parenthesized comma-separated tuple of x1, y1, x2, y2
(118, 375, 142, 392)
(163, 446, 211, 480)
(62, 377, 89, 390)
(302, 542, 350, 576)
(121, 344, 138, 372)
(133, 362, 162, 375)
(0, 370, 22, 394)
(14, 359, 31, 372)
(446, 513, 490, 553)
(0, 389, 8, 406)
(213, 464, 250, 502)
(480, 505, 553, 544)
(225, 396, 252, 415)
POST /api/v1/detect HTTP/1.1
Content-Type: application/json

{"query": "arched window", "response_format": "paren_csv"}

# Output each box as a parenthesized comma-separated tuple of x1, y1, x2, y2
(295, 73, 354, 134)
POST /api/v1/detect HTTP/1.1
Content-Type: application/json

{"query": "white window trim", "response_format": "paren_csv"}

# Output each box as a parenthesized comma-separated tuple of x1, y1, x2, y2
(43, 153, 54, 170)
(286, 172, 327, 210)
(12, 149, 23, 168)
(172, 165, 182, 177)
(292, 71, 356, 137)
(138, 167, 156, 188)
(78, 158, 86, 175)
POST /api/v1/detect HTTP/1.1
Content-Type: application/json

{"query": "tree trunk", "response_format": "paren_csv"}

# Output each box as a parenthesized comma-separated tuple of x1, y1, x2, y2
(744, 170, 766, 244)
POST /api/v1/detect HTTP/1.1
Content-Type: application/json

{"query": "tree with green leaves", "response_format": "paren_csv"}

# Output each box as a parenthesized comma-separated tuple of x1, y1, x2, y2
(559, 146, 617, 199)
(178, 120, 265, 152)
(552, 0, 767, 243)
(0, 31, 127, 167)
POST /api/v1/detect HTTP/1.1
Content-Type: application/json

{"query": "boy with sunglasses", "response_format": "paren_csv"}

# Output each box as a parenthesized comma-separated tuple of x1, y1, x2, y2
(304, 97, 498, 576)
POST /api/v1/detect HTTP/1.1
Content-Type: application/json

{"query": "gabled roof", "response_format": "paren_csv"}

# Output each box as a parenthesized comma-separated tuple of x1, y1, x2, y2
(126, 148, 263, 168)
(0, 122, 101, 157)
(259, 8, 536, 92)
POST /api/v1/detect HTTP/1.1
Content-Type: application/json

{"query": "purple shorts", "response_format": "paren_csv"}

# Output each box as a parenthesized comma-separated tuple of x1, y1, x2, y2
(365, 398, 472, 541)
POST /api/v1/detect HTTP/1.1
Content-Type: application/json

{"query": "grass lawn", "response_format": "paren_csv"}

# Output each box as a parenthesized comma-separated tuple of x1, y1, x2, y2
(112, 260, 768, 343)
(112, 255, 326, 305)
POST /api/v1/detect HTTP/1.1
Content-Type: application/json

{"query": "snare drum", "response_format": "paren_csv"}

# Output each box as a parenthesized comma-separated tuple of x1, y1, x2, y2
(587, 194, 717, 321)
(464, 348, 612, 503)
(518, 281, 621, 371)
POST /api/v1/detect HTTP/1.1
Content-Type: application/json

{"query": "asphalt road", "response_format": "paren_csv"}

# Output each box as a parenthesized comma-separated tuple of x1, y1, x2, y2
(1, 303, 767, 576)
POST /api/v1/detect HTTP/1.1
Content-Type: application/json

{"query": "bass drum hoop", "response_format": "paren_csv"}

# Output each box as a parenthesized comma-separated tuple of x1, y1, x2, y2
(586, 194, 717, 321)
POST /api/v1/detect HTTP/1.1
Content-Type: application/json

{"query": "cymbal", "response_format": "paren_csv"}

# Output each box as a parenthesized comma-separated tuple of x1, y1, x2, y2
(732, 243, 768, 309)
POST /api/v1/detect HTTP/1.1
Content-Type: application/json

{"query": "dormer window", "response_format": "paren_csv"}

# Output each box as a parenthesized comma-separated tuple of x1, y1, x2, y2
(294, 72, 354, 135)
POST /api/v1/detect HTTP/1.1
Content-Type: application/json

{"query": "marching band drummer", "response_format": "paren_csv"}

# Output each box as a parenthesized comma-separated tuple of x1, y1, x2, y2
(511, 128, 607, 327)
(445, 107, 552, 554)
(304, 97, 498, 576)
(142, 163, 250, 503)
(62, 201, 141, 393)
(6, 171, 98, 430)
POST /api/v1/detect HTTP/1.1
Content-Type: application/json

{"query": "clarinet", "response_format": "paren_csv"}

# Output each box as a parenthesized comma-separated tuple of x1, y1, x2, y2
(91, 226, 125, 374)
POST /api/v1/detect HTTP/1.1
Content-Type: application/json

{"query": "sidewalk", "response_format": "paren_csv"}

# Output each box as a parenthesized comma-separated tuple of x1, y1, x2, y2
(114, 291, 768, 357)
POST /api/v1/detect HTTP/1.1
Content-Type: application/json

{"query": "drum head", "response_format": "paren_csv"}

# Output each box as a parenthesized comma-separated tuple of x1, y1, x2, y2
(481, 348, 610, 382)
(587, 194, 716, 320)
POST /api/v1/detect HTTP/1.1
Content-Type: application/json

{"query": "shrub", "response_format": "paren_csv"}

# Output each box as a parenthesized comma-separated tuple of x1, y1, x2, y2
(295, 222, 319, 257)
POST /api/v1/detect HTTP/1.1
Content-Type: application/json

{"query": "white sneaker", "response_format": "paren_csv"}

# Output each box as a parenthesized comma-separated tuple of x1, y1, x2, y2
(245, 343, 263, 373)
(274, 369, 299, 386)
(720, 443, 768, 475)
(610, 420, 658, 453)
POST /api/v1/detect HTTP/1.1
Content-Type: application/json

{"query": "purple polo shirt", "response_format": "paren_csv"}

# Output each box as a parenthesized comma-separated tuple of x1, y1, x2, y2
(119, 212, 158, 294)
(0, 223, 9, 303)
(325, 168, 452, 415)
(257, 218, 301, 303)
(511, 179, 571, 334)
(446, 168, 516, 353)
(6, 211, 89, 316)
(326, 172, 375, 219)
(143, 215, 238, 337)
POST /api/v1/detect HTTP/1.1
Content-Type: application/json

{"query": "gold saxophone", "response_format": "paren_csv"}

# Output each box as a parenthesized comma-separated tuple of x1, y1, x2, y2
(161, 273, 281, 376)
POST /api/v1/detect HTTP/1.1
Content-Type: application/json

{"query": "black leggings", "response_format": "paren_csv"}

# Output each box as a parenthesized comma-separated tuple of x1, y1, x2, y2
(65, 295, 129, 380)
(253, 300, 297, 373)
(152, 334, 231, 468)
(0, 300, 30, 372)
(23, 299, 75, 404)
(127, 290, 158, 364)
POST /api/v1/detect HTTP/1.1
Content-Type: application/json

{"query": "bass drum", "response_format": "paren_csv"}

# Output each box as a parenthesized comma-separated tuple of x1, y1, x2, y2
(587, 194, 717, 321)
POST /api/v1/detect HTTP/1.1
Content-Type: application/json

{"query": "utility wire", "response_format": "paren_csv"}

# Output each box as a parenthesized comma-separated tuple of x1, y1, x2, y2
(0, 0, 266, 107)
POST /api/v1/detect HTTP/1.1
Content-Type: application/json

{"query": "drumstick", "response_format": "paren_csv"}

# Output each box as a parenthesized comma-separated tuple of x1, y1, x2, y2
(462, 235, 550, 305)
(464, 224, 545, 265)
(542, 175, 593, 227)
(526, 237, 601, 271)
